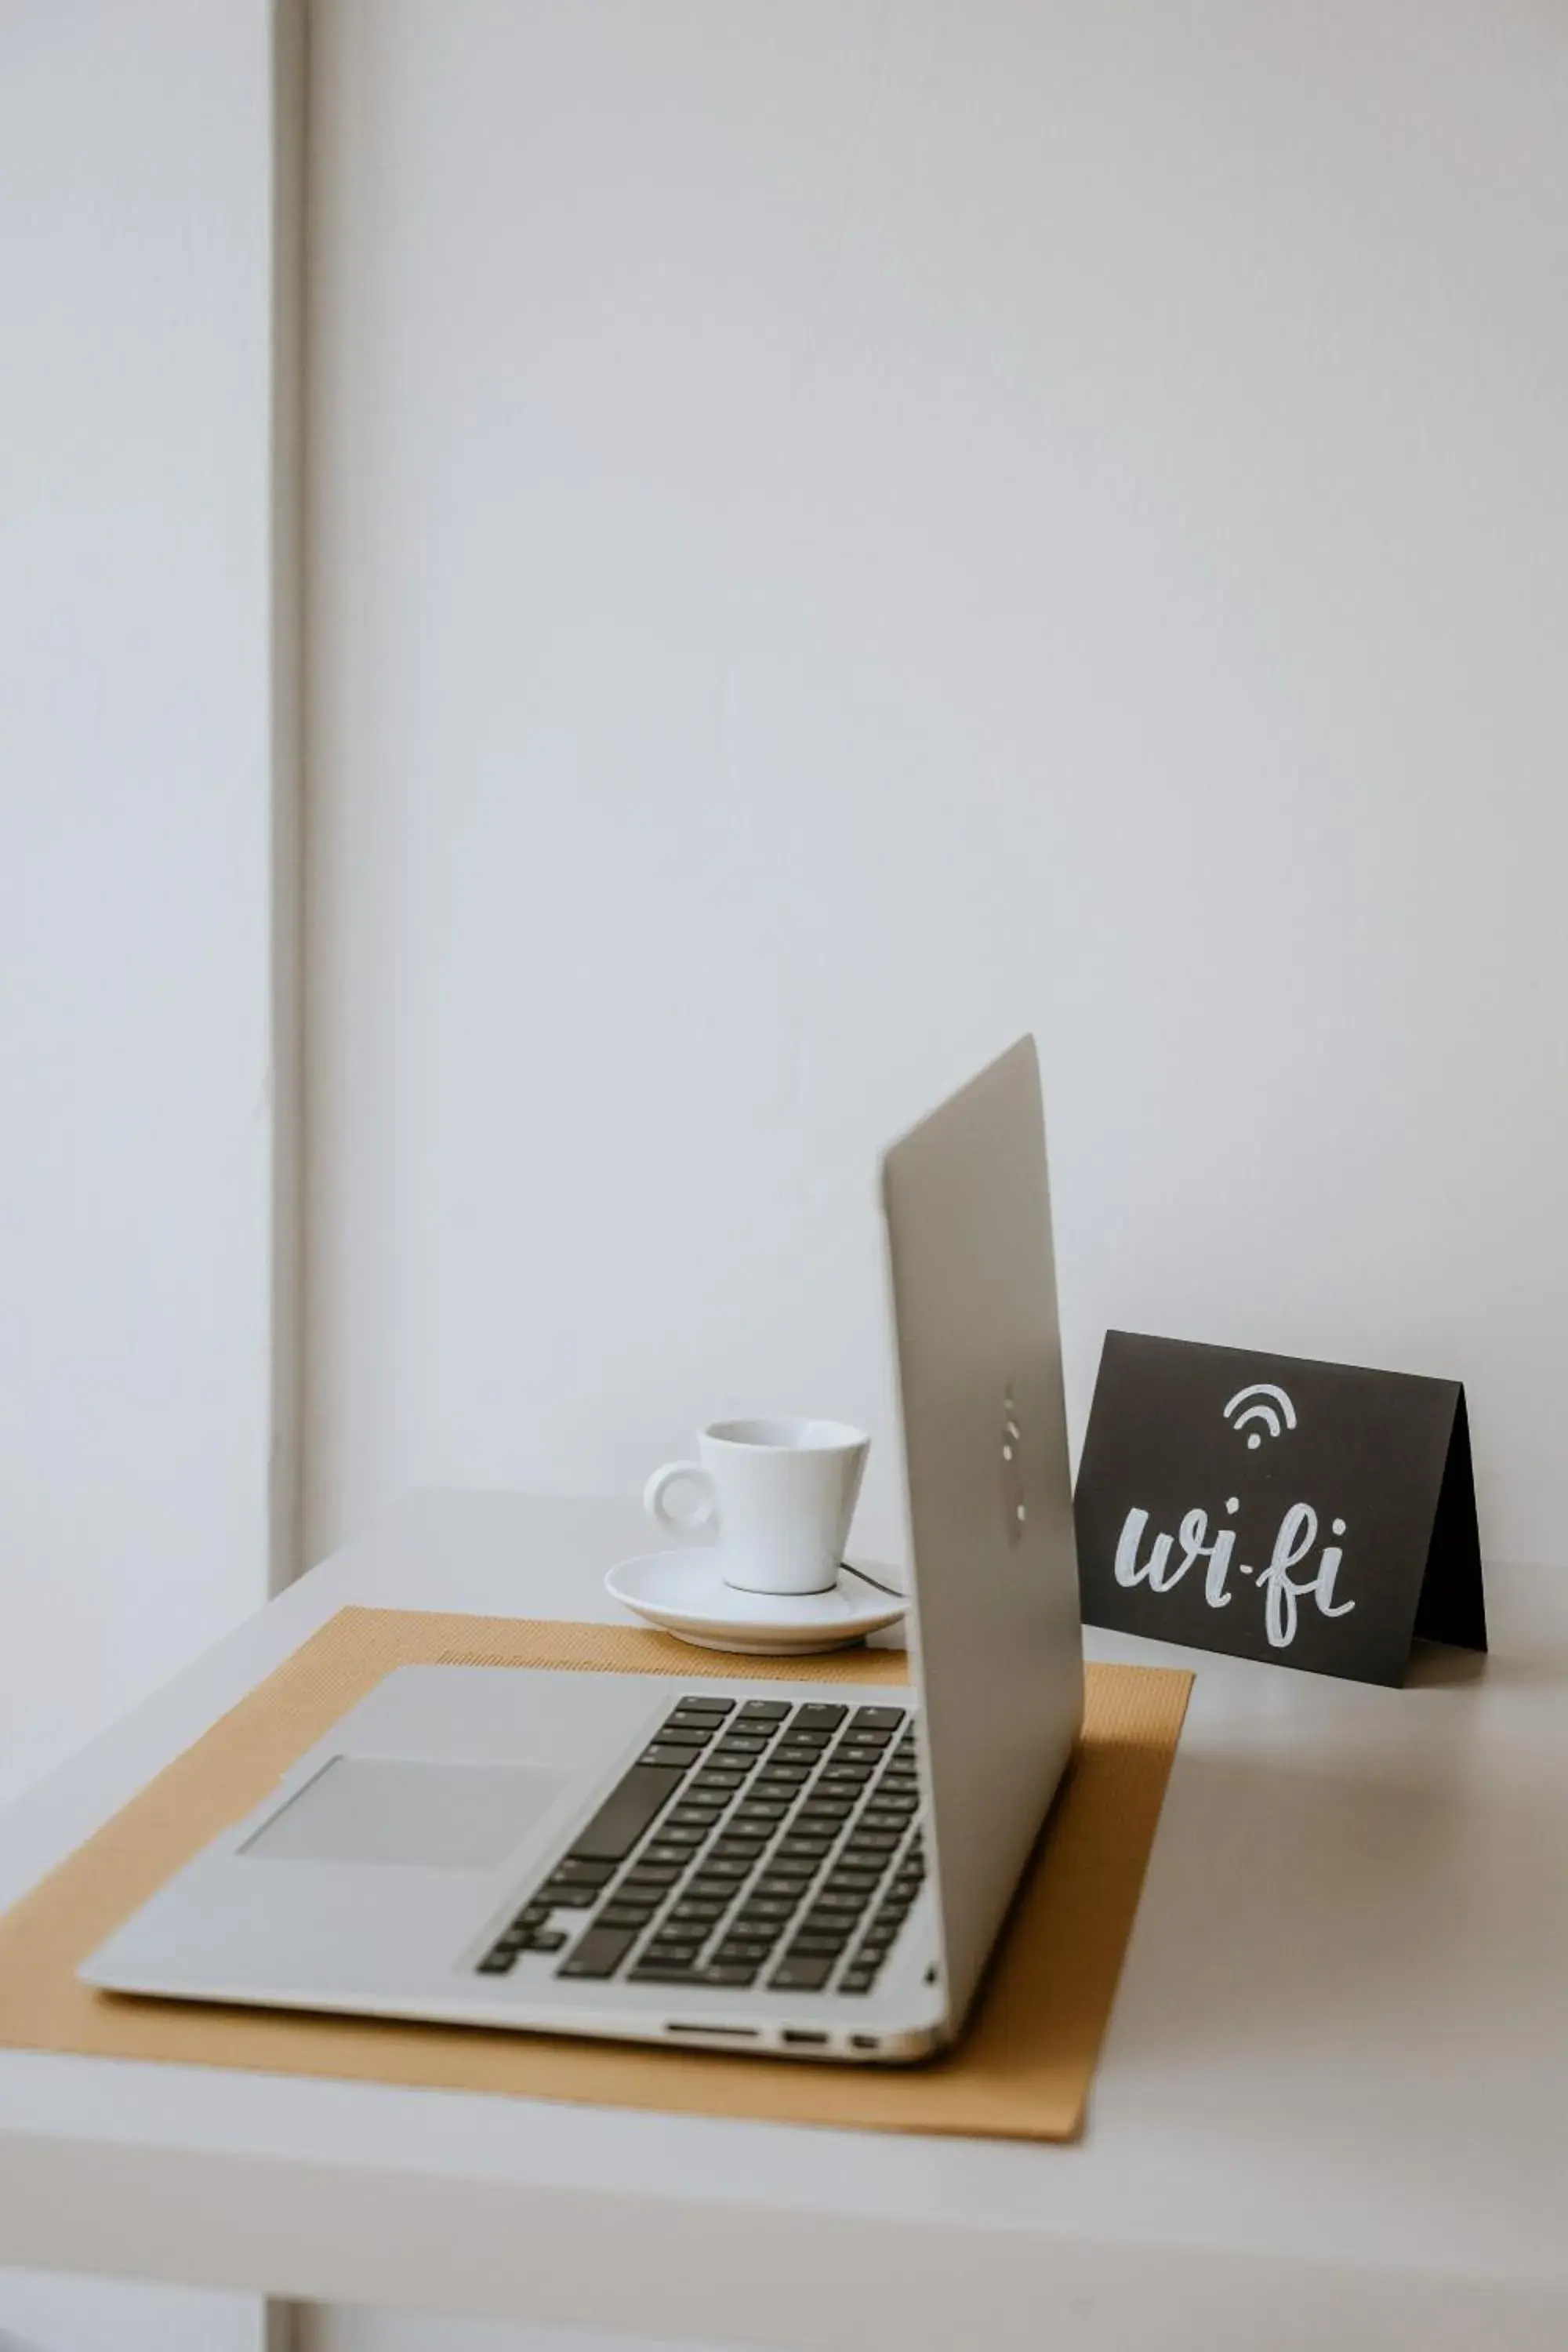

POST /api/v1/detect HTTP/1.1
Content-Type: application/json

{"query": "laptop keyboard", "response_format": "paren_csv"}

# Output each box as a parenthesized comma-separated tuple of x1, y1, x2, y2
(476, 1697, 925, 1994)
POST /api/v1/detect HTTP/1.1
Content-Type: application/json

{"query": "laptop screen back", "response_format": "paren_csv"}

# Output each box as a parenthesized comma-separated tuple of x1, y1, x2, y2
(880, 1036, 1085, 2030)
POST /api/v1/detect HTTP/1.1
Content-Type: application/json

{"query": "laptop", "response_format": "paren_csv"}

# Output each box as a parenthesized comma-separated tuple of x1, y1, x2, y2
(82, 1037, 1084, 2063)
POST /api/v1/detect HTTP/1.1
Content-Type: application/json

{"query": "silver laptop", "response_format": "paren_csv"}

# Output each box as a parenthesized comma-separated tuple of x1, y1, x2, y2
(83, 1039, 1083, 2064)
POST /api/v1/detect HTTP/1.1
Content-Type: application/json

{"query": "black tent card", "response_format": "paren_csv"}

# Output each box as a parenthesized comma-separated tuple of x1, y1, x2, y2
(1073, 1332, 1485, 1687)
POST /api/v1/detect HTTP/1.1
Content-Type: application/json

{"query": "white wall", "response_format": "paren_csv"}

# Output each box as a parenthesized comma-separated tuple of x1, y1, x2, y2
(307, 0, 1568, 1581)
(0, 1, 298, 2346)
(0, 0, 299, 1797)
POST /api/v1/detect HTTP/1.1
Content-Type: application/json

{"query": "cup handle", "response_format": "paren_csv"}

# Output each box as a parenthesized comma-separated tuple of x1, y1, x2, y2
(644, 1461, 717, 1537)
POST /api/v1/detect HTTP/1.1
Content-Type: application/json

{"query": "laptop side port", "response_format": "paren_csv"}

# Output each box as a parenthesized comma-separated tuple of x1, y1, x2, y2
(780, 2028, 829, 2047)
(666, 2021, 757, 2039)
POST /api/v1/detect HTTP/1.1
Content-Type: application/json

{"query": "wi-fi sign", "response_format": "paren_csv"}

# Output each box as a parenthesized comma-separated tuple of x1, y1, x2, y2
(1224, 1381, 1298, 1448)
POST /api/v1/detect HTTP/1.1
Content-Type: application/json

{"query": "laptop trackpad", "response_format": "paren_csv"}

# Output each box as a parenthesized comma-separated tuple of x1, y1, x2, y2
(241, 1757, 570, 1870)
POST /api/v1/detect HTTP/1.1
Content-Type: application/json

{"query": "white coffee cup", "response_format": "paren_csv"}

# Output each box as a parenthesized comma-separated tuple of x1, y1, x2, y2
(644, 1417, 869, 1597)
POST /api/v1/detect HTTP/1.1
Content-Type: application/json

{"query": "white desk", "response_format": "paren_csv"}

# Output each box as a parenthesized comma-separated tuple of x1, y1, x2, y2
(2, 1491, 1563, 2350)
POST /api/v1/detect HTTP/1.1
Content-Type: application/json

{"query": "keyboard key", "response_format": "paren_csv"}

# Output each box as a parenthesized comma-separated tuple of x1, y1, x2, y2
(852, 1707, 906, 1730)
(702, 1963, 760, 1987)
(652, 1726, 715, 1748)
(715, 1735, 768, 1756)
(667, 1806, 724, 1828)
(840, 1727, 892, 1748)
(644, 1936, 701, 1961)
(824, 1870, 881, 1894)
(558, 1926, 639, 1979)
(776, 1728, 832, 1751)
(526, 1928, 568, 1952)
(567, 1765, 684, 1862)
(810, 1890, 869, 1915)
(677, 1693, 734, 1711)
(753, 1765, 810, 1787)
(794, 1705, 847, 1731)
(738, 1699, 789, 1720)
(711, 1837, 766, 1860)
(691, 1771, 745, 1793)
(719, 1918, 782, 1945)
(652, 1824, 706, 1847)
(840, 1967, 877, 1992)
(597, 1904, 658, 1929)
(641, 1744, 700, 1770)
(778, 1835, 833, 1858)
(666, 1710, 724, 1731)
(714, 1939, 775, 1964)
(771, 1955, 833, 1990)
(538, 1882, 600, 1907)
(734, 1894, 800, 1922)
(696, 1856, 751, 1882)
(760, 1856, 818, 1881)
(789, 1930, 849, 1955)
(642, 1842, 698, 1868)
(549, 1857, 615, 1888)
(477, 1951, 517, 1975)
(733, 1804, 788, 1828)
(669, 1897, 728, 1924)
(630, 1960, 699, 1983)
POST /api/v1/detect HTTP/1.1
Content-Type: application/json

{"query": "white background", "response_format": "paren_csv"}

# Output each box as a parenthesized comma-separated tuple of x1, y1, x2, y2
(307, 0, 1568, 1586)
(0, 0, 292, 1806)
(0, 2, 292, 2346)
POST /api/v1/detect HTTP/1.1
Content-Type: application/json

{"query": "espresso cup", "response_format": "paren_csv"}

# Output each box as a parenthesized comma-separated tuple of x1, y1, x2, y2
(644, 1417, 869, 1596)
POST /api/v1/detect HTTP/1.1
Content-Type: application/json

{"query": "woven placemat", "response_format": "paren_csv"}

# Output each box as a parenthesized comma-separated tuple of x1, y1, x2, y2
(0, 1608, 1191, 2140)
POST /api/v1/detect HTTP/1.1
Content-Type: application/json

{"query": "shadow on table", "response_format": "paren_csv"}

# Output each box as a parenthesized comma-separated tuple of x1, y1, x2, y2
(1109, 1735, 1560, 2078)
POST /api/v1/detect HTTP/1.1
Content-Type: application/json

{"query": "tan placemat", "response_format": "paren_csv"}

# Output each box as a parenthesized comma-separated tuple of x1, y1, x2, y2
(0, 1609, 1191, 2140)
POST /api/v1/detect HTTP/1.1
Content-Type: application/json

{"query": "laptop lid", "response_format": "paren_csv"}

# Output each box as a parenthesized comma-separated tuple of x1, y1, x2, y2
(881, 1036, 1085, 2031)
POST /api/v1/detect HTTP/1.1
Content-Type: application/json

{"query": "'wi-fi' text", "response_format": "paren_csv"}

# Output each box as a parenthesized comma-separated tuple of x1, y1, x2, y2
(1114, 1499, 1354, 1650)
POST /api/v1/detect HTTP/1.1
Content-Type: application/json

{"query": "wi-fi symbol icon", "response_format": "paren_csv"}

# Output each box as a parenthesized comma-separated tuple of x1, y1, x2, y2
(1223, 1382, 1298, 1449)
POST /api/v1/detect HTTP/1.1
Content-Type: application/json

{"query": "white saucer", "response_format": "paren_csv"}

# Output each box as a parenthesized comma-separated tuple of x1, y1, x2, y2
(604, 1548, 906, 1655)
